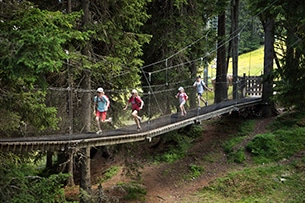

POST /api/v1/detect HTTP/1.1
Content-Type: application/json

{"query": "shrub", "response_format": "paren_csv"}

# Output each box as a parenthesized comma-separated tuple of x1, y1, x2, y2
(228, 148, 246, 163)
(188, 164, 205, 179)
(154, 125, 203, 163)
(246, 133, 279, 163)
(116, 182, 146, 201)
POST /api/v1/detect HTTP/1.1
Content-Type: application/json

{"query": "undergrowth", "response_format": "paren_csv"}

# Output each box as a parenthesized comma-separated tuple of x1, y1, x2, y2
(184, 157, 305, 203)
(153, 124, 204, 163)
(247, 123, 305, 164)
(183, 110, 305, 203)
(116, 182, 147, 201)
(223, 119, 255, 163)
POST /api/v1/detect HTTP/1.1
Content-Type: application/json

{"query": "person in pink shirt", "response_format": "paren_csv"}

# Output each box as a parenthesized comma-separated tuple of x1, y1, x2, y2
(124, 89, 144, 131)
(175, 86, 188, 116)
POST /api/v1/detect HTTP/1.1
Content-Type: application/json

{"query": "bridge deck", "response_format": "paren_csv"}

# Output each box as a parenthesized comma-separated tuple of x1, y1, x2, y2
(0, 97, 262, 152)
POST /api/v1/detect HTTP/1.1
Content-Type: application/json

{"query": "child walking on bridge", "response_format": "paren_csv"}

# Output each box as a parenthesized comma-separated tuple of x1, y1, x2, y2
(94, 87, 112, 134)
(193, 76, 212, 108)
(124, 89, 144, 132)
(175, 86, 188, 116)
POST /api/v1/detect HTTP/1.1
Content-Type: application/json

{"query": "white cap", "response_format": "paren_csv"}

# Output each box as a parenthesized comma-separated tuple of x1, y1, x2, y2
(97, 87, 104, 93)
(131, 89, 138, 94)
(178, 86, 184, 91)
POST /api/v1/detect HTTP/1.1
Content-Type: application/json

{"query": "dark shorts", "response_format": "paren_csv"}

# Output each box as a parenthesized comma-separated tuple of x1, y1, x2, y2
(197, 92, 203, 96)
(132, 109, 141, 115)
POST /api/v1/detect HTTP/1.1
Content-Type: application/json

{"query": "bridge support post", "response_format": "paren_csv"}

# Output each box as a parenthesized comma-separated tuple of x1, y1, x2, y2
(79, 147, 91, 203)
(67, 150, 75, 186)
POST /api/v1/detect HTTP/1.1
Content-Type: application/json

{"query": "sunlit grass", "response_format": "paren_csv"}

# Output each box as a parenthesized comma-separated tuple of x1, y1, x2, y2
(235, 46, 264, 76)
(208, 46, 264, 79)
(181, 111, 305, 203)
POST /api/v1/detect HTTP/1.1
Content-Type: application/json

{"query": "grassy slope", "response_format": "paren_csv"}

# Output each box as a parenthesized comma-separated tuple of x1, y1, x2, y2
(208, 46, 264, 78)
(184, 48, 305, 202)
(205, 46, 264, 103)
(181, 112, 305, 203)
(235, 46, 264, 76)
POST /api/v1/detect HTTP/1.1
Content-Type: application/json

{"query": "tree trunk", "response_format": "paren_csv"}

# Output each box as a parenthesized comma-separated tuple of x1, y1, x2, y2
(79, 0, 92, 200)
(215, 12, 228, 103)
(165, 58, 172, 114)
(232, 0, 239, 99)
(80, 0, 92, 132)
(67, 151, 75, 186)
(262, 18, 276, 117)
(46, 151, 53, 169)
(79, 69, 92, 132)
(67, 0, 72, 13)
(79, 147, 91, 203)
(189, 62, 197, 109)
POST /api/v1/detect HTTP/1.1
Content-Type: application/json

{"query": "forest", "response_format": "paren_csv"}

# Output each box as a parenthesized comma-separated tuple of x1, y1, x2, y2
(0, 0, 305, 202)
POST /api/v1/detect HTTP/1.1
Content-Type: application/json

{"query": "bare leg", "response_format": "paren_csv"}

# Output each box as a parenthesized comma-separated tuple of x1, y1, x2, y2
(197, 96, 201, 107)
(132, 110, 141, 129)
(101, 117, 112, 123)
(200, 96, 208, 106)
(180, 104, 186, 116)
(182, 106, 187, 115)
(96, 116, 102, 134)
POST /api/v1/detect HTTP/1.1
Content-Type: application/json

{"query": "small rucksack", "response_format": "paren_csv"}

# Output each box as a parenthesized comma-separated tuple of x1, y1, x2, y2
(134, 96, 143, 107)
(97, 95, 110, 108)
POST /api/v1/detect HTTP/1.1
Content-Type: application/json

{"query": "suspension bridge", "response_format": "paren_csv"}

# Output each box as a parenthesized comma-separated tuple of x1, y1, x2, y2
(0, 94, 262, 152)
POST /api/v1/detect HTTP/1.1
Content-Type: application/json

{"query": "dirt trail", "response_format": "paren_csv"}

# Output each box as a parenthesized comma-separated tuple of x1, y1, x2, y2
(67, 116, 275, 202)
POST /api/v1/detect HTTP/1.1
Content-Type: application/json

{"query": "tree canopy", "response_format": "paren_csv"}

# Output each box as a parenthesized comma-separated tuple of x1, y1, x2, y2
(4, 0, 303, 136)
(0, 2, 91, 135)
(1, 0, 305, 202)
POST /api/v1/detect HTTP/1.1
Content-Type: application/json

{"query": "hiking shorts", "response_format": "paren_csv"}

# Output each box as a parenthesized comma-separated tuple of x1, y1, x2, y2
(96, 111, 107, 121)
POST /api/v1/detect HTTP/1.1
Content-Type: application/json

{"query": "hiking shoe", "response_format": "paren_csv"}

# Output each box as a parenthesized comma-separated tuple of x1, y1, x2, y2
(205, 101, 208, 107)
(96, 130, 102, 134)
(109, 117, 113, 124)
(137, 126, 142, 132)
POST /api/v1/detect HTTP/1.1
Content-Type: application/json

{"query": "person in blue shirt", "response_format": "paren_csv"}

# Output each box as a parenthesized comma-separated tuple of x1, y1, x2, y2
(193, 76, 213, 108)
(93, 87, 112, 134)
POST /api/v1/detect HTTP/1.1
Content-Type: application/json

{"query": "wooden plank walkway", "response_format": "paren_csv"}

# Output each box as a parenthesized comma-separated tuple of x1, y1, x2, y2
(0, 97, 262, 152)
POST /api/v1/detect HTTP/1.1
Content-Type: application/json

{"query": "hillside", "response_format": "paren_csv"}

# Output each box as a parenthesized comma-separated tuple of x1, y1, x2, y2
(208, 46, 264, 78)
(65, 110, 305, 202)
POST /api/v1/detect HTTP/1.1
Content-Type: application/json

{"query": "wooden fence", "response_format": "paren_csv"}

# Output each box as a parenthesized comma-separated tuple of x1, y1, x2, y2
(238, 74, 262, 97)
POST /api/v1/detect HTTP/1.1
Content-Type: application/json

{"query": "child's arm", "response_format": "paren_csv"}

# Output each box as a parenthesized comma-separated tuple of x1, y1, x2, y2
(124, 98, 130, 110)
(139, 98, 144, 109)
(203, 82, 213, 92)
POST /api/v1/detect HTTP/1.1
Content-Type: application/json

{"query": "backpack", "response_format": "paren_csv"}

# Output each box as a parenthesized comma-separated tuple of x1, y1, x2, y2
(184, 93, 188, 101)
(97, 95, 110, 108)
(104, 95, 110, 108)
(178, 93, 188, 101)
(134, 96, 143, 107)
(201, 80, 208, 90)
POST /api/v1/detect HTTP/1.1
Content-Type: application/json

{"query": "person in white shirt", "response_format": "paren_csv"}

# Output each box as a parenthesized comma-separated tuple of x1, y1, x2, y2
(193, 76, 212, 108)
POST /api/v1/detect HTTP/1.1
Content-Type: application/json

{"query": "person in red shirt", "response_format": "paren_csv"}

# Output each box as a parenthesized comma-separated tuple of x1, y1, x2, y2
(124, 89, 144, 131)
